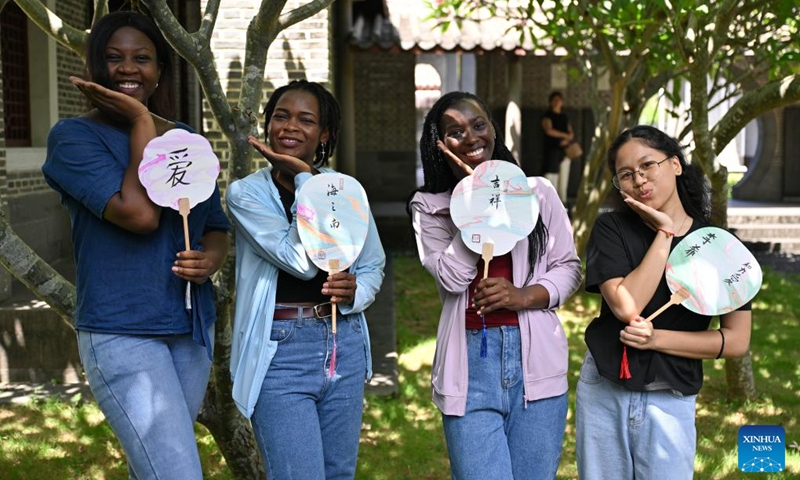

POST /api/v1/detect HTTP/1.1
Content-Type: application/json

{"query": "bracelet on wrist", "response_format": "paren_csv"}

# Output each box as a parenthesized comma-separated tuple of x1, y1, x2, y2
(657, 228, 675, 238)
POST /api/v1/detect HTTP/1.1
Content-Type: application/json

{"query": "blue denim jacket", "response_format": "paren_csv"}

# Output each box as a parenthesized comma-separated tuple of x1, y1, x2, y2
(227, 167, 385, 418)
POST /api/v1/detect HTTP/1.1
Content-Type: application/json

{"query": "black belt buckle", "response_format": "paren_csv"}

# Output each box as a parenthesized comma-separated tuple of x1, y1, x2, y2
(313, 302, 332, 319)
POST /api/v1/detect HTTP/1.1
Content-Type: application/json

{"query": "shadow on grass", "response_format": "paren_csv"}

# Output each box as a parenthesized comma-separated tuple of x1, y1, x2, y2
(357, 253, 450, 479)
(0, 396, 127, 479)
(0, 396, 230, 480)
(2, 257, 797, 479)
(692, 267, 800, 479)
(361, 255, 799, 480)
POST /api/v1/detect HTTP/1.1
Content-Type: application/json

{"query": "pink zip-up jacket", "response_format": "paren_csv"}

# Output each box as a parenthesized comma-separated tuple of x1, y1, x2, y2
(409, 177, 582, 416)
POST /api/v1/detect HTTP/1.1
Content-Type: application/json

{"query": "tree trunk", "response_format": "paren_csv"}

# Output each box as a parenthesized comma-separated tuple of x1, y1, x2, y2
(198, 284, 265, 479)
(709, 166, 758, 401)
(571, 145, 613, 256)
(725, 349, 758, 400)
(195, 255, 266, 479)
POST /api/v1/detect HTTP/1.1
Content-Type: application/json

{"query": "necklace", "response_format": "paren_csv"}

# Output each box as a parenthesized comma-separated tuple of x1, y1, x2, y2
(675, 214, 690, 236)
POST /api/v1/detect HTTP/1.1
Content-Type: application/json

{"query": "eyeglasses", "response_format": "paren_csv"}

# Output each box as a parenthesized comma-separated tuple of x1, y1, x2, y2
(612, 156, 674, 190)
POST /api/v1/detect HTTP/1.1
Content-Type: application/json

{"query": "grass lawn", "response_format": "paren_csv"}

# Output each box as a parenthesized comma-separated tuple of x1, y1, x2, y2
(1, 253, 798, 479)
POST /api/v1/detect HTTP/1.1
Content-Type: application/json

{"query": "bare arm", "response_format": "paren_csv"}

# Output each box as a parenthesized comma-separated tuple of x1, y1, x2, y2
(599, 195, 679, 322)
(541, 117, 572, 140)
(620, 309, 751, 359)
(71, 76, 161, 233)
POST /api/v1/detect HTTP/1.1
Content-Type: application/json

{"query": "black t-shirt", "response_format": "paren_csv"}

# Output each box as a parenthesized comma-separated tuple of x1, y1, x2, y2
(542, 109, 569, 152)
(584, 210, 750, 395)
(274, 176, 329, 304)
(542, 110, 570, 173)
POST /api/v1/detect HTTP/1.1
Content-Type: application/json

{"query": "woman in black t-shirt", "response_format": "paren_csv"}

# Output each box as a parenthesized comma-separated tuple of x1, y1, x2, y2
(575, 125, 752, 480)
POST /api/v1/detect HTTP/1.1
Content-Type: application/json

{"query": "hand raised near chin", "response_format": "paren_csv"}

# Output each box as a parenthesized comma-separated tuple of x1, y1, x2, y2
(70, 76, 149, 123)
(621, 191, 674, 232)
(247, 136, 314, 177)
(437, 140, 473, 179)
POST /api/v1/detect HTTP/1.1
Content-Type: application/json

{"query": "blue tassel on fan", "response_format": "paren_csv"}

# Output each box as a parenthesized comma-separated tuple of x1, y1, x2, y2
(480, 314, 488, 358)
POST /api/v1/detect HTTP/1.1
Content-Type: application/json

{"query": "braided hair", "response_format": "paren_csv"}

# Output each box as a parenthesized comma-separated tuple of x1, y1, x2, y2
(412, 91, 549, 279)
(262, 79, 341, 167)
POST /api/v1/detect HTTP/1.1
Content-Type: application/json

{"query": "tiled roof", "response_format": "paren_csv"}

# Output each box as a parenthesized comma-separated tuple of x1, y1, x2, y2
(351, 0, 538, 53)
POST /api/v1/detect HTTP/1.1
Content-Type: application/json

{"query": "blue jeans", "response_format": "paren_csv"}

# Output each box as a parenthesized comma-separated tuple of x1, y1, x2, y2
(442, 326, 567, 480)
(77, 329, 212, 480)
(576, 352, 697, 480)
(251, 311, 367, 480)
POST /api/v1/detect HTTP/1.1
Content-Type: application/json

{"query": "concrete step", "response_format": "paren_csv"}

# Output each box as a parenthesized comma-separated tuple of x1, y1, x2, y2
(729, 223, 800, 239)
(729, 215, 800, 226)
(727, 204, 800, 253)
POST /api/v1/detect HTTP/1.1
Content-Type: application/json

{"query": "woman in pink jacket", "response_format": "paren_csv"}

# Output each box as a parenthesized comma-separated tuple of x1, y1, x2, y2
(408, 92, 582, 479)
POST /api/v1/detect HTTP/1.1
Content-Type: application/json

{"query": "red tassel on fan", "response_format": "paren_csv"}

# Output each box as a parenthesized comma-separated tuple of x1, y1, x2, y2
(619, 345, 632, 379)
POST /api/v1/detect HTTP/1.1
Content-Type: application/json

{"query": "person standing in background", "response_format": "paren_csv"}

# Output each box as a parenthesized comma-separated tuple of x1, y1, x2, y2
(541, 91, 574, 203)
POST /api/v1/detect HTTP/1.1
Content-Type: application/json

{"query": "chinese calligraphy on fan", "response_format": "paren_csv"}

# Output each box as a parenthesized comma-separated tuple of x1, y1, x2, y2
(681, 231, 754, 286)
(327, 181, 343, 229)
(489, 174, 501, 209)
(166, 147, 192, 187)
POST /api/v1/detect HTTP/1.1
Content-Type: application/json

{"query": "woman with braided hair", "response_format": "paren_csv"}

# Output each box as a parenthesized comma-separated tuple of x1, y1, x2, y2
(227, 80, 385, 479)
(408, 91, 582, 479)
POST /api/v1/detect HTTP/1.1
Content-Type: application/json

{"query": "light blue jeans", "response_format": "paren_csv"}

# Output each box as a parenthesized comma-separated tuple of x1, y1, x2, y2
(77, 329, 212, 480)
(576, 352, 697, 480)
(442, 326, 568, 480)
(251, 310, 367, 480)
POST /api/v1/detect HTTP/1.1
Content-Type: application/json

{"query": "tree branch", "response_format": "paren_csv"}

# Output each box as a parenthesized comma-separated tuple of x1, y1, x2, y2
(711, 74, 800, 154)
(92, 0, 108, 27)
(277, 0, 335, 31)
(582, 4, 621, 76)
(12, 0, 88, 57)
(0, 212, 76, 326)
(141, 0, 234, 134)
(198, 0, 221, 40)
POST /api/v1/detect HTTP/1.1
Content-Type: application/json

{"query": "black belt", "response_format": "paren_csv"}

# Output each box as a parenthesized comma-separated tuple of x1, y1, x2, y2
(273, 303, 335, 320)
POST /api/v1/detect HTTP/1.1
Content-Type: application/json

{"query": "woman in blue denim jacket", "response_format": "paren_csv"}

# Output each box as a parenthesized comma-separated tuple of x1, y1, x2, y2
(227, 80, 385, 480)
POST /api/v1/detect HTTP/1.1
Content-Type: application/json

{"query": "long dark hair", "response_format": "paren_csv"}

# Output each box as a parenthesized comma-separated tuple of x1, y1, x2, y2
(85, 11, 174, 118)
(262, 79, 341, 167)
(412, 91, 549, 279)
(607, 125, 711, 223)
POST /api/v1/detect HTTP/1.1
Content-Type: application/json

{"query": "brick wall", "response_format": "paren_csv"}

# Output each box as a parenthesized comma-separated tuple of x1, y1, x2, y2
(55, 0, 90, 120)
(0, 40, 11, 300)
(0, 0, 89, 296)
(203, 0, 334, 187)
(477, 53, 593, 112)
(353, 51, 417, 203)
(0, 39, 7, 201)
